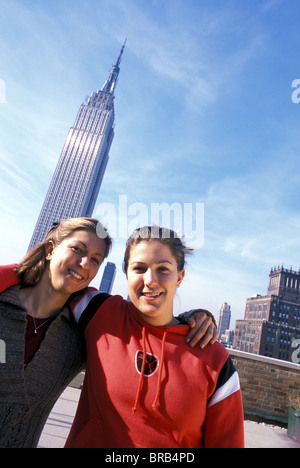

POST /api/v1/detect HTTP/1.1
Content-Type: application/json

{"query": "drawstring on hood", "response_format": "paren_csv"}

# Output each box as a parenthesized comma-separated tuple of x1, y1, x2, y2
(132, 326, 168, 414)
(152, 330, 167, 411)
(132, 326, 147, 414)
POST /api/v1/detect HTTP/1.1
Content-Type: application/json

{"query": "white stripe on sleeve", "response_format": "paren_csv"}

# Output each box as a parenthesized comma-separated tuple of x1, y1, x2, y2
(208, 371, 240, 408)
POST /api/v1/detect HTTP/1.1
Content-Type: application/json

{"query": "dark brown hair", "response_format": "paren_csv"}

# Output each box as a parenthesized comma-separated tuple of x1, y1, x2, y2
(122, 226, 193, 274)
(16, 217, 112, 287)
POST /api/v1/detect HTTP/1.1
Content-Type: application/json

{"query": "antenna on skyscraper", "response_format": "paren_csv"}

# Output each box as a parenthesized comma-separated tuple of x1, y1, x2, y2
(116, 38, 127, 68)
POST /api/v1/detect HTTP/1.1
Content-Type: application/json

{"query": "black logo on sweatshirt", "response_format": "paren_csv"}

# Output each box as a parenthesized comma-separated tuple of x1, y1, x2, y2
(135, 351, 159, 376)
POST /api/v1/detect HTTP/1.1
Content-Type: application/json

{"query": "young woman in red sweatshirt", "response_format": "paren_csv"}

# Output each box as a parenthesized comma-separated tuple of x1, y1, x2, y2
(65, 226, 244, 448)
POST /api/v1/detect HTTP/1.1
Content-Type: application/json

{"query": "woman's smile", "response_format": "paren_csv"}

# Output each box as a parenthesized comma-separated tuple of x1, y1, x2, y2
(140, 291, 164, 302)
(67, 268, 86, 282)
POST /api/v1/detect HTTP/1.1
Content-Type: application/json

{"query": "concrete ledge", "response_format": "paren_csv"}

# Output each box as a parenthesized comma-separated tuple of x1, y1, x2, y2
(228, 348, 300, 424)
(228, 348, 300, 371)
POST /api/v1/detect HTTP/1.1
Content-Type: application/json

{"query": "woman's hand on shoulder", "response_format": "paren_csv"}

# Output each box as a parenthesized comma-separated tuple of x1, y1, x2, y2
(186, 309, 218, 348)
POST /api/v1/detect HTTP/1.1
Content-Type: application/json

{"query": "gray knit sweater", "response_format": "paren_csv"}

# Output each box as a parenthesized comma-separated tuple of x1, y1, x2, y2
(0, 286, 86, 448)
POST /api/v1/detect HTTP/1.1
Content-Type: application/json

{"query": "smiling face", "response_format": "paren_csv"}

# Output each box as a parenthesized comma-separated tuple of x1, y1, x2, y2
(46, 229, 106, 297)
(127, 240, 185, 326)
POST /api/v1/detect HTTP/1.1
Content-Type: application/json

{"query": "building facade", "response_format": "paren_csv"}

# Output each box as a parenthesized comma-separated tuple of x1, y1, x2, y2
(217, 302, 232, 337)
(99, 261, 116, 294)
(233, 266, 300, 362)
(28, 42, 126, 250)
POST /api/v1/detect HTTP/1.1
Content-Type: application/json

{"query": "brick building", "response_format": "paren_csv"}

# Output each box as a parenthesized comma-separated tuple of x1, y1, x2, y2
(233, 266, 300, 362)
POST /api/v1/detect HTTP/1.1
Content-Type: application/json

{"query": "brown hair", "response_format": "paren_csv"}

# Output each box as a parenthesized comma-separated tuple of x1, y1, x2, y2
(16, 217, 112, 287)
(122, 226, 193, 274)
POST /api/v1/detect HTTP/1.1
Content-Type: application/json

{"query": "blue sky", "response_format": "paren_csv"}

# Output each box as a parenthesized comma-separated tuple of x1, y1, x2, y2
(0, 0, 300, 326)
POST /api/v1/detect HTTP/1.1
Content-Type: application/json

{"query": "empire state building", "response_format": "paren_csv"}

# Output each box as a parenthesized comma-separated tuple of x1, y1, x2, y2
(28, 42, 126, 250)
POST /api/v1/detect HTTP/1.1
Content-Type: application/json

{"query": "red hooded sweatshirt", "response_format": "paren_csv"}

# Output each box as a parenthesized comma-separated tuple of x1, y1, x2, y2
(65, 291, 244, 448)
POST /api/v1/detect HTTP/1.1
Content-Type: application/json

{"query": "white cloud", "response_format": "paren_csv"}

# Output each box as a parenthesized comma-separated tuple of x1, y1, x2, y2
(260, 0, 283, 12)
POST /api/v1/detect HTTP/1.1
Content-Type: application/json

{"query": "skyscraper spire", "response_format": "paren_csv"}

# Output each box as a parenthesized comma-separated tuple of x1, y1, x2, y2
(101, 39, 127, 95)
(116, 38, 127, 68)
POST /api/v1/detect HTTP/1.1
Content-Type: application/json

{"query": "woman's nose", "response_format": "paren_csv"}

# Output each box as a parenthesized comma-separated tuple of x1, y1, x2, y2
(79, 255, 90, 269)
(144, 268, 158, 286)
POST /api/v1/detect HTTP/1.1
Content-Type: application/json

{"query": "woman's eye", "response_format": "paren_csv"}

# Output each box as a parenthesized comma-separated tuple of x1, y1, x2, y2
(133, 266, 145, 273)
(72, 246, 82, 253)
(158, 267, 169, 273)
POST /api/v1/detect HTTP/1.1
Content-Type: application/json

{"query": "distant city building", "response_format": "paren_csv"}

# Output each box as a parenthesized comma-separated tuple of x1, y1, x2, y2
(28, 42, 126, 250)
(219, 329, 234, 347)
(233, 266, 300, 362)
(99, 262, 116, 294)
(217, 302, 231, 337)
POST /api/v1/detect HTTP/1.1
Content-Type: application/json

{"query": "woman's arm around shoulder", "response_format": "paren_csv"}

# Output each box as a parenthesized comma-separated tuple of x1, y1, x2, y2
(0, 264, 18, 292)
(69, 288, 111, 328)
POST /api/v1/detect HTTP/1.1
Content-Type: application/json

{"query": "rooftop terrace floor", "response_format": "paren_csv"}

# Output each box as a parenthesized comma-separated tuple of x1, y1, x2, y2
(38, 386, 300, 449)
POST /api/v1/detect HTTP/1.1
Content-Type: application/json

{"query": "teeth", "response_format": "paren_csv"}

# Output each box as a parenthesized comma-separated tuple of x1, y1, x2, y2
(143, 293, 161, 297)
(69, 270, 83, 280)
